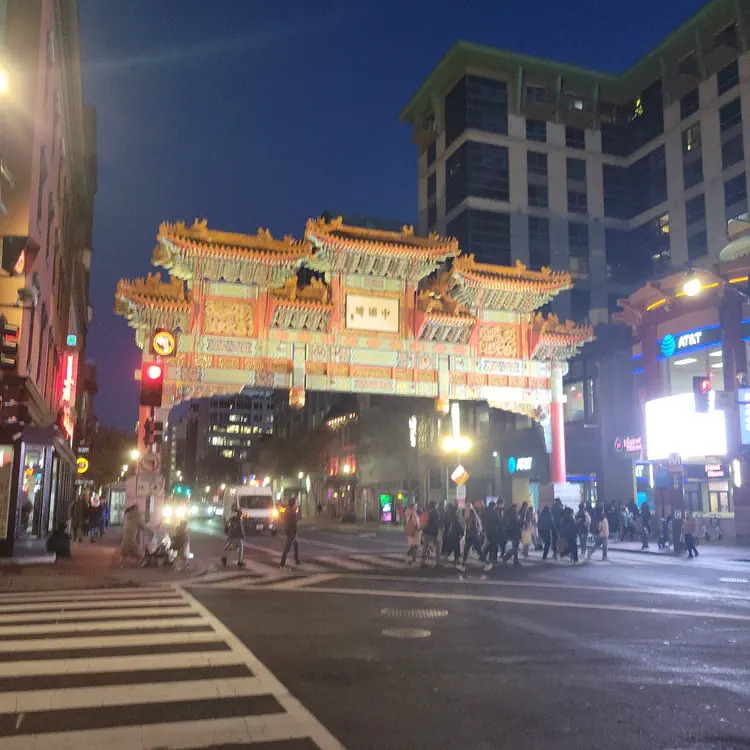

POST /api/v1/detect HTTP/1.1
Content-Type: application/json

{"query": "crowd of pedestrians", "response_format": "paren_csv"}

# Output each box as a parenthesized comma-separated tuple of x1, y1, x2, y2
(405, 496, 666, 570)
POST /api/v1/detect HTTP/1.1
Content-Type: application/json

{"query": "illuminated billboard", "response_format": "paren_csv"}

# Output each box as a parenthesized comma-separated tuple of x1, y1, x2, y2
(645, 392, 727, 461)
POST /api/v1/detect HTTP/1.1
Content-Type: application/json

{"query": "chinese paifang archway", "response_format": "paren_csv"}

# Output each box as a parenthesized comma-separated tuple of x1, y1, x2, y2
(115, 216, 593, 486)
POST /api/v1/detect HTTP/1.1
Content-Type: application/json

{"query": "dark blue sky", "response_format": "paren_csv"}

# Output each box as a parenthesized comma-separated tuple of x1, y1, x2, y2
(78, 0, 705, 429)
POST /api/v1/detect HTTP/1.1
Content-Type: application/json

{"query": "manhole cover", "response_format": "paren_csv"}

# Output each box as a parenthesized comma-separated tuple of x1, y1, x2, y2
(380, 607, 448, 619)
(719, 577, 749, 583)
(381, 627, 431, 639)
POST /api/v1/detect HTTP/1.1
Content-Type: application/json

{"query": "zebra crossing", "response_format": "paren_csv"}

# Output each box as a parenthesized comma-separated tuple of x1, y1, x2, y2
(0, 585, 343, 749)
(186, 546, 693, 590)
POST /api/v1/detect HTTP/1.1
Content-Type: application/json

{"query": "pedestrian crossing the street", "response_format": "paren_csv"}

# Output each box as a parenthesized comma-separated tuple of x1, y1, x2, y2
(0, 585, 343, 749)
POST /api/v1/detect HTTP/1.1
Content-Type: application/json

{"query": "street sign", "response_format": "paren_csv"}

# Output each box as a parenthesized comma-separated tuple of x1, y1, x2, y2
(456, 484, 466, 507)
(139, 454, 161, 473)
(136, 474, 164, 496)
(451, 464, 470, 486)
(668, 453, 682, 472)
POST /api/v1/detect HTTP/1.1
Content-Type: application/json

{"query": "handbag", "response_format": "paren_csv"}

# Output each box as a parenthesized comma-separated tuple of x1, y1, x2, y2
(521, 527, 532, 546)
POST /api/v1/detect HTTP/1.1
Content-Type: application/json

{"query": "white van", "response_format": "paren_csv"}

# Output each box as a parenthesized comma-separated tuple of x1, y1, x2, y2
(225, 486, 278, 535)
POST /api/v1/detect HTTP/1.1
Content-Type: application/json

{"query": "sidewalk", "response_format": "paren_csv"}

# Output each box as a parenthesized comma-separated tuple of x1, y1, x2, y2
(609, 538, 748, 560)
(0, 527, 208, 592)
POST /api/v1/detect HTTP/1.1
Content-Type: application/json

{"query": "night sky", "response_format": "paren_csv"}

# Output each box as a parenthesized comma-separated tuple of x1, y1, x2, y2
(77, 0, 706, 429)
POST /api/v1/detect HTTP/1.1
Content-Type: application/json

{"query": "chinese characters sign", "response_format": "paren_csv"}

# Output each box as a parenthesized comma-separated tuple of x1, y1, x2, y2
(60, 351, 78, 442)
(345, 294, 399, 334)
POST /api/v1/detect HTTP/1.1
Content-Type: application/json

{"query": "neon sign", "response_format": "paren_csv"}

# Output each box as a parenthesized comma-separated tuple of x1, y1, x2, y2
(60, 352, 78, 442)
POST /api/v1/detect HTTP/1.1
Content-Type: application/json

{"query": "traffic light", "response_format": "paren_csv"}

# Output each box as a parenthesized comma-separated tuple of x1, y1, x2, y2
(140, 363, 164, 407)
(693, 375, 711, 413)
(143, 418, 164, 447)
(0, 316, 19, 370)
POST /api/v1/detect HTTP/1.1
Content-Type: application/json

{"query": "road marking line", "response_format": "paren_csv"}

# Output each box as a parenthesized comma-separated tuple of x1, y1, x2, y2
(314, 555, 375, 571)
(295, 536, 362, 553)
(0, 587, 171, 605)
(178, 587, 344, 749)
(0, 630, 222, 652)
(0, 606, 195, 624)
(0, 616, 206, 636)
(0, 597, 189, 613)
(292, 585, 750, 622)
(353, 554, 405, 569)
(330, 572, 750, 600)
(267, 574, 341, 590)
(0, 676, 269, 714)
(0, 650, 244, 678)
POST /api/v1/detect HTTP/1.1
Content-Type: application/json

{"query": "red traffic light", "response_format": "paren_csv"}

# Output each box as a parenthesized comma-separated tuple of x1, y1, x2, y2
(698, 378, 711, 394)
(145, 364, 163, 381)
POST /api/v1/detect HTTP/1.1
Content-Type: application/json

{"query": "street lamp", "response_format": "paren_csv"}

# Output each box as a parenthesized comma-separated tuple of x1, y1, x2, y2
(298, 471, 304, 480)
(441, 435, 472, 453)
(0, 67, 9, 95)
(129, 448, 140, 461)
(682, 270, 702, 297)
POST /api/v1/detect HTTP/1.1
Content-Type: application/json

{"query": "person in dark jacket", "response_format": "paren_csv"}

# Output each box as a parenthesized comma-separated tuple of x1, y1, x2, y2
(481, 502, 501, 570)
(442, 504, 463, 565)
(495, 500, 508, 560)
(575, 504, 590, 558)
(88, 502, 102, 542)
(460, 503, 486, 571)
(280, 496, 300, 568)
(69, 496, 86, 543)
(222, 507, 246, 568)
(640, 502, 652, 549)
(560, 507, 579, 563)
(537, 506, 553, 560)
(420, 501, 442, 568)
(501, 505, 522, 567)
(550, 497, 564, 559)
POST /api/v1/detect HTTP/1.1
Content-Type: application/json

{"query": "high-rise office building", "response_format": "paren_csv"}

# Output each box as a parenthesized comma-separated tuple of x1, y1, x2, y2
(401, 0, 750, 323)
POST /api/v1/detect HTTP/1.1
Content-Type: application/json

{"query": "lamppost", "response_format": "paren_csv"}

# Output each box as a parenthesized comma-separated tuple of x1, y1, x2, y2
(441, 435, 472, 507)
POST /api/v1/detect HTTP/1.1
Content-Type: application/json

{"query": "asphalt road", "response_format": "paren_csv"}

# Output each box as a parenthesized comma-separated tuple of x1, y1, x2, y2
(189, 540, 750, 750)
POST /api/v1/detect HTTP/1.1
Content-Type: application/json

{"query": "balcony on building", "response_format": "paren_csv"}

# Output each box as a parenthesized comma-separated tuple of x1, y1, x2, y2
(412, 112, 437, 149)
(522, 84, 557, 120)
(703, 22, 739, 75)
(668, 51, 702, 100)
(558, 92, 596, 128)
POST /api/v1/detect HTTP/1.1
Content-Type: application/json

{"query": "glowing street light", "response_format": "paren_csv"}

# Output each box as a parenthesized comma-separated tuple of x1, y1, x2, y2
(298, 471, 304, 480)
(122, 464, 129, 473)
(129, 448, 140, 461)
(683, 274, 702, 297)
(441, 435, 472, 453)
(0, 67, 9, 95)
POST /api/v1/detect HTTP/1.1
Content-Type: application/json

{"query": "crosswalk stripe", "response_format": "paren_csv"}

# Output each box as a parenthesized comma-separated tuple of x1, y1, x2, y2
(0, 649, 243, 678)
(2, 711, 338, 750)
(353, 554, 406, 569)
(0, 630, 222, 653)
(0, 605, 195, 624)
(238, 557, 284, 576)
(0, 616, 206, 637)
(0, 587, 343, 749)
(0, 675, 268, 713)
(313, 554, 375, 571)
(0, 597, 188, 613)
(268, 573, 341, 590)
(0, 586, 173, 605)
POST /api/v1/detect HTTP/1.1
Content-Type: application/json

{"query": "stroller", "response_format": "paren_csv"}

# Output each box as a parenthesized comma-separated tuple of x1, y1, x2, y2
(142, 526, 177, 567)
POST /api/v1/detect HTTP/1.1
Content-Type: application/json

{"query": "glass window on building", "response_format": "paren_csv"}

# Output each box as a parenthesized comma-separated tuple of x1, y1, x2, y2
(686, 193, 706, 225)
(680, 88, 699, 120)
(19, 445, 46, 539)
(567, 158, 587, 184)
(565, 126, 585, 150)
(722, 134, 744, 170)
(426, 142, 436, 168)
(720, 98, 742, 131)
(682, 123, 701, 154)
(717, 59, 739, 96)
(528, 216, 550, 270)
(629, 145, 667, 217)
(447, 209, 511, 265)
(663, 343, 724, 397)
(570, 289, 590, 322)
(563, 381, 585, 422)
(528, 183, 548, 208)
(445, 141, 509, 212)
(526, 119, 547, 142)
(527, 151, 547, 176)
(445, 75, 508, 146)
(567, 190, 587, 214)
(725, 173, 748, 223)
(688, 231, 708, 260)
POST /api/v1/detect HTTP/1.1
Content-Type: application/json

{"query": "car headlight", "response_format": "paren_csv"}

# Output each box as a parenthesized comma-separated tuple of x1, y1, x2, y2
(271, 508, 279, 518)
(189, 505, 199, 516)
(175, 506, 186, 518)
(162, 506, 173, 518)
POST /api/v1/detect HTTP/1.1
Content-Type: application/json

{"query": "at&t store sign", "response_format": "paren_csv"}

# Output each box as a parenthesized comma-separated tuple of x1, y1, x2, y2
(506, 455, 533, 475)
(658, 325, 722, 359)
